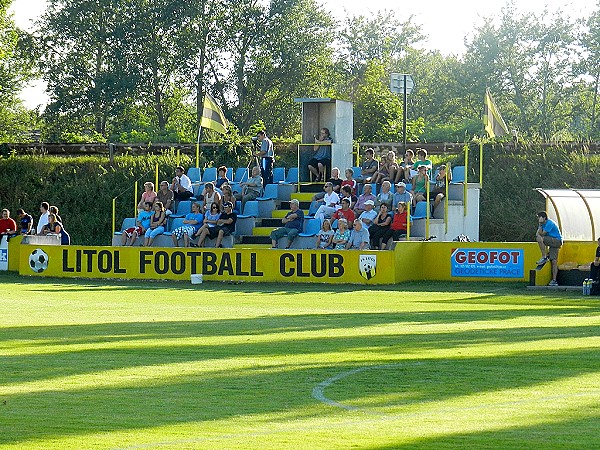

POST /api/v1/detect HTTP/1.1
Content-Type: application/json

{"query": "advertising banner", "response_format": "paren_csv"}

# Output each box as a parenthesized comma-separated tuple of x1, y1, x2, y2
(450, 248, 524, 278)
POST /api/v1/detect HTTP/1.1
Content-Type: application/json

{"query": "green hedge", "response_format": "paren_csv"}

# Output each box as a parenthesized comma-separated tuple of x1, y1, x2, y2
(1, 143, 598, 245)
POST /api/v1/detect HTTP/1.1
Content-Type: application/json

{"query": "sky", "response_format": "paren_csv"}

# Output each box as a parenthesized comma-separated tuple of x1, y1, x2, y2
(9, 0, 595, 109)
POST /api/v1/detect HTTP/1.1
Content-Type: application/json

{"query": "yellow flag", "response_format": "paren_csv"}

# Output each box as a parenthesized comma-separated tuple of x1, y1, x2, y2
(483, 88, 509, 138)
(200, 92, 228, 134)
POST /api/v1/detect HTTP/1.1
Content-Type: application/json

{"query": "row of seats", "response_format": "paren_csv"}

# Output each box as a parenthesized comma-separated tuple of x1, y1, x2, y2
(187, 166, 299, 185)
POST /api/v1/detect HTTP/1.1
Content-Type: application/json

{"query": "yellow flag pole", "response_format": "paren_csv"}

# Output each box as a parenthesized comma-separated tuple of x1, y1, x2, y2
(464, 144, 469, 217)
(134, 181, 138, 217)
(112, 198, 116, 237)
(155, 162, 159, 190)
(479, 141, 484, 187)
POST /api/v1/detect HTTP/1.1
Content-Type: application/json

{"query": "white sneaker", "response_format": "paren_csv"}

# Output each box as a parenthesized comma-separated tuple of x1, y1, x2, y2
(548, 280, 558, 286)
(536, 257, 548, 265)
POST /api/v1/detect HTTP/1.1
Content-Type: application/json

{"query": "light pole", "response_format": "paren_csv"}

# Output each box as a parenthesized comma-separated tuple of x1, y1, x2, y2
(390, 73, 414, 153)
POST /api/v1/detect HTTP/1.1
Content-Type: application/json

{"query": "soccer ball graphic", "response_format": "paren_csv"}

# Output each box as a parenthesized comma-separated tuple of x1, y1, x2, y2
(29, 248, 49, 273)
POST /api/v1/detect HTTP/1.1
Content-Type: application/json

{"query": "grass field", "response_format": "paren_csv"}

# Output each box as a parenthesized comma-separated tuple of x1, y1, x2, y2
(1, 273, 599, 449)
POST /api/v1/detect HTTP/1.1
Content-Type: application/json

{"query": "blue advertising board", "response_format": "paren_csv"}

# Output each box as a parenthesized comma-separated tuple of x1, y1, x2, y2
(451, 248, 524, 278)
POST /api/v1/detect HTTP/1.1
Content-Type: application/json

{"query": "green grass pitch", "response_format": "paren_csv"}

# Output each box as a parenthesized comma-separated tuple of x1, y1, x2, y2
(1, 273, 599, 449)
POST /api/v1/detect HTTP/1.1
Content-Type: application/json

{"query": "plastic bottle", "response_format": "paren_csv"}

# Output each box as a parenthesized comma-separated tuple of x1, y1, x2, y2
(583, 279, 589, 295)
(587, 279, 593, 295)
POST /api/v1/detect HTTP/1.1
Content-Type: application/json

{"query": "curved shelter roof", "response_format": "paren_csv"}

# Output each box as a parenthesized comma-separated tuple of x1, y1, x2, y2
(536, 189, 600, 241)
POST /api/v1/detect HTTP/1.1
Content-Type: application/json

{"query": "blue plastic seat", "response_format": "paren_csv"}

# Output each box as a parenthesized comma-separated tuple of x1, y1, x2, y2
(166, 217, 185, 233)
(299, 218, 322, 237)
(114, 218, 136, 235)
(240, 200, 259, 217)
(284, 167, 299, 183)
(411, 201, 429, 219)
(226, 167, 233, 181)
(451, 165, 466, 184)
(352, 166, 362, 178)
(257, 184, 278, 200)
(200, 167, 217, 184)
(273, 167, 286, 183)
(187, 167, 201, 183)
(234, 167, 249, 183)
(173, 200, 192, 217)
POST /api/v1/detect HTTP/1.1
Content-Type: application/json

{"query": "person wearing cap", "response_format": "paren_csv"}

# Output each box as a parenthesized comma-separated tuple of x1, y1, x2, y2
(196, 201, 237, 248)
(270, 199, 304, 249)
(393, 181, 412, 207)
(353, 183, 376, 216)
(346, 219, 370, 250)
(359, 199, 378, 229)
(536, 211, 562, 286)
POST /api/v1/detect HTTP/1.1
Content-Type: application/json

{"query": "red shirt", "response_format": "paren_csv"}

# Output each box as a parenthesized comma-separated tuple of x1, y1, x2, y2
(341, 179, 357, 195)
(390, 211, 408, 231)
(0, 218, 17, 233)
(332, 208, 356, 223)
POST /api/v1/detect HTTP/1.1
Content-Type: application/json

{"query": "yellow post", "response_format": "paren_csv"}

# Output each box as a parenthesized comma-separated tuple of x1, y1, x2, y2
(177, 148, 181, 167)
(155, 162, 159, 190)
(134, 181, 138, 217)
(196, 142, 200, 168)
(479, 141, 483, 187)
(464, 144, 469, 217)
(445, 162, 451, 234)
(426, 174, 430, 239)
(112, 197, 117, 237)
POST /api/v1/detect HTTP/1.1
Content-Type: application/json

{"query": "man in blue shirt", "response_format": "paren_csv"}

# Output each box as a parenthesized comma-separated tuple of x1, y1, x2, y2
(270, 199, 304, 249)
(254, 130, 274, 185)
(536, 211, 563, 286)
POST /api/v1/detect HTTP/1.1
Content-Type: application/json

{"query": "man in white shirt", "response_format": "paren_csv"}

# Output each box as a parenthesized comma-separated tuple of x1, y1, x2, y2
(171, 166, 193, 201)
(314, 182, 340, 221)
(36, 202, 50, 235)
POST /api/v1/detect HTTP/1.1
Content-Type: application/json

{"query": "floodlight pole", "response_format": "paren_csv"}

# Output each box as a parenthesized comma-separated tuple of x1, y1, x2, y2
(403, 74, 408, 154)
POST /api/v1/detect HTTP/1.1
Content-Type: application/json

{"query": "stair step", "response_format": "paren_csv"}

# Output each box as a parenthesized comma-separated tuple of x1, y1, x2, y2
(297, 183, 325, 193)
(252, 227, 277, 236)
(262, 218, 283, 227)
(291, 192, 315, 201)
(241, 235, 271, 244)
(272, 209, 309, 218)
(233, 243, 271, 249)
(281, 201, 312, 210)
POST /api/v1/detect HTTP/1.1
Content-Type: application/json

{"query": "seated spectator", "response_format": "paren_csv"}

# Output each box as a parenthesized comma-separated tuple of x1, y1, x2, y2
(144, 201, 167, 247)
(357, 148, 379, 183)
(220, 184, 237, 212)
(411, 165, 429, 206)
(368, 203, 392, 249)
(0, 209, 17, 239)
(332, 198, 356, 224)
(194, 203, 221, 242)
(314, 182, 340, 221)
(15, 208, 33, 236)
(339, 185, 357, 210)
(312, 167, 342, 203)
(196, 201, 237, 248)
(358, 200, 378, 229)
(235, 165, 263, 211)
(41, 213, 70, 245)
(589, 237, 600, 284)
(171, 202, 204, 247)
(270, 199, 304, 249)
(308, 127, 332, 182)
(432, 164, 452, 208)
(171, 166, 193, 202)
(371, 151, 398, 184)
(354, 183, 376, 216)
(215, 165, 230, 189)
(380, 202, 411, 250)
(138, 182, 157, 211)
(346, 219, 370, 250)
(332, 218, 350, 250)
(341, 168, 357, 195)
(121, 202, 153, 246)
(202, 182, 222, 213)
(412, 148, 433, 177)
(376, 180, 394, 210)
(157, 180, 175, 215)
(393, 182, 413, 206)
(315, 219, 334, 249)
(395, 149, 416, 183)
(37, 202, 50, 235)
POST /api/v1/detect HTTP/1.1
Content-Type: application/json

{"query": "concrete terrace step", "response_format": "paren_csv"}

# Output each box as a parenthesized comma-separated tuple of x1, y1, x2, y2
(240, 235, 271, 245)
(252, 227, 277, 236)
(291, 192, 315, 202)
(271, 209, 309, 218)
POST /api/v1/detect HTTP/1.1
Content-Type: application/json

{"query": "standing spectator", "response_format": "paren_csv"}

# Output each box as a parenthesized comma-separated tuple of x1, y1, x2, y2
(37, 202, 50, 235)
(359, 200, 378, 229)
(358, 148, 379, 183)
(354, 183, 376, 217)
(0, 209, 17, 239)
(380, 202, 411, 250)
(346, 219, 370, 250)
(308, 127, 332, 182)
(589, 237, 600, 286)
(171, 166, 193, 202)
(314, 182, 340, 221)
(15, 208, 33, 236)
(332, 219, 350, 250)
(171, 202, 204, 248)
(49, 206, 63, 224)
(254, 130, 274, 185)
(121, 202, 153, 246)
(144, 201, 167, 247)
(235, 165, 263, 211)
(369, 203, 392, 249)
(536, 211, 562, 286)
(270, 199, 305, 249)
(197, 202, 237, 248)
(137, 182, 157, 211)
(393, 182, 413, 207)
(315, 219, 334, 249)
(41, 213, 70, 245)
(332, 198, 355, 224)
(156, 181, 174, 215)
